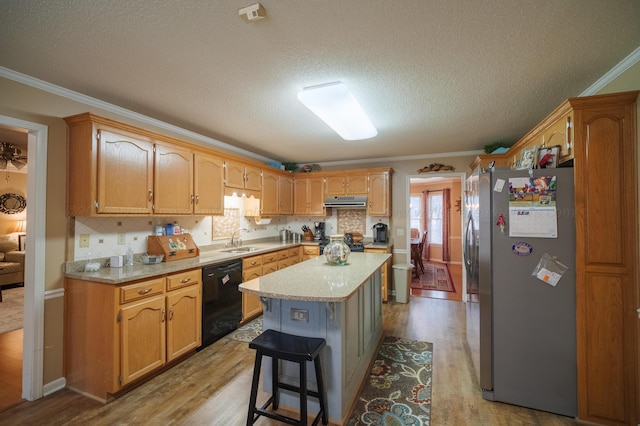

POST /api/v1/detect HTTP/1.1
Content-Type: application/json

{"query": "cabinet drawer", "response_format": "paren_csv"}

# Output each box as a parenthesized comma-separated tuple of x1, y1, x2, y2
(302, 246, 320, 256)
(243, 255, 263, 269)
(166, 269, 200, 291)
(278, 259, 290, 269)
(278, 249, 288, 260)
(243, 265, 262, 281)
(288, 247, 300, 258)
(120, 278, 165, 304)
(262, 263, 278, 275)
(262, 252, 278, 264)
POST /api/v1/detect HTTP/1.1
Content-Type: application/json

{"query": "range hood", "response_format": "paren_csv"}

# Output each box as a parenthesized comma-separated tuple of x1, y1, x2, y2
(323, 195, 367, 208)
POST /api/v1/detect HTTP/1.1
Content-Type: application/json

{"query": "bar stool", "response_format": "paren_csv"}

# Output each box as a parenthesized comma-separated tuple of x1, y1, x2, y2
(247, 329, 328, 426)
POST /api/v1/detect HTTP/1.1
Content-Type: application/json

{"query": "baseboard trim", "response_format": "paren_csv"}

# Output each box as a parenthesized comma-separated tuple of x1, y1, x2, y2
(43, 377, 66, 396)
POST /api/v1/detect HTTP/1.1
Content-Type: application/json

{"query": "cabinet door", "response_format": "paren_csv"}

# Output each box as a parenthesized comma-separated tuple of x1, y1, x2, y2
(194, 152, 224, 215)
(224, 159, 246, 189)
(261, 170, 280, 216)
(293, 177, 309, 215)
(368, 172, 390, 216)
(154, 143, 193, 214)
(242, 265, 263, 321)
(325, 176, 346, 195)
(244, 165, 262, 191)
(120, 295, 166, 386)
(542, 112, 573, 164)
(574, 97, 638, 425)
(346, 175, 368, 195)
(279, 175, 294, 215)
(166, 285, 201, 361)
(97, 129, 154, 214)
(307, 176, 326, 215)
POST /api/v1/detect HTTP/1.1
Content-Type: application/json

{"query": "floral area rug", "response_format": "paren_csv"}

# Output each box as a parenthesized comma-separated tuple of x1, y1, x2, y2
(348, 336, 433, 426)
(411, 262, 455, 292)
(225, 316, 262, 342)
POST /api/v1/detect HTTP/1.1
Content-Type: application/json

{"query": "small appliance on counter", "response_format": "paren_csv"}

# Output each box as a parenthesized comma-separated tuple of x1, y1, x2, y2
(147, 233, 199, 262)
(314, 221, 326, 240)
(372, 223, 389, 244)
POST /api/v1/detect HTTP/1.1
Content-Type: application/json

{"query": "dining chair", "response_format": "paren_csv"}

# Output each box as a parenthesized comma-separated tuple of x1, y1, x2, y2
(417, 231, 427, 275)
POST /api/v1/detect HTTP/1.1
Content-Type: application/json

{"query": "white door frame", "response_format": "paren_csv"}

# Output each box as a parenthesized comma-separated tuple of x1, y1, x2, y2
(406, 172, 467, 301)
(0, 114, 47, 400)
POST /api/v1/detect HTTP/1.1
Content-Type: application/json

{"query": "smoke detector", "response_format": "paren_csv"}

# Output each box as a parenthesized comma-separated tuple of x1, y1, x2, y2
(239, 3, 266, 22)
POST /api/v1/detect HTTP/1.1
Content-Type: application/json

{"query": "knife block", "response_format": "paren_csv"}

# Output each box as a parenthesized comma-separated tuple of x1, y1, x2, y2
(147, 233, 199, 262)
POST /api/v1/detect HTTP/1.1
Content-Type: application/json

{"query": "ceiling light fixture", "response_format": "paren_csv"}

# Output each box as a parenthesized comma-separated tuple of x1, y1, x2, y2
(0, 142, 27, 170)
(297, 82, 378, 140)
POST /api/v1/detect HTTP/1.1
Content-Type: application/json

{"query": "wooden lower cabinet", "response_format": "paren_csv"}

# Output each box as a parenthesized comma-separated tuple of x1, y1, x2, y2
(301, 245, 320, 260)
(242, 255, 263, 322)
(65, 269, 202, 402)
(364, 246, 392, 302)
(241, 247, 303, 322)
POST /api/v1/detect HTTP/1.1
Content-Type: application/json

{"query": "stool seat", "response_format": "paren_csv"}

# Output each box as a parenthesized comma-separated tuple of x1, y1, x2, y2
(249, 329, 326, 362)
(247, 329, 328, 426)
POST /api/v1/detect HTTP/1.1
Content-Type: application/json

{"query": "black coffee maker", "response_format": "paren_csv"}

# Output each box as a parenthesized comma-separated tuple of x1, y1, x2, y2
(372, 223, 388, 244)
(314, 221, 325, 240)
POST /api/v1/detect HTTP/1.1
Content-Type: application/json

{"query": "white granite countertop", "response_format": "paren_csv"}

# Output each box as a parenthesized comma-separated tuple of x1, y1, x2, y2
(64, 241, 303, 284)
(239, 252, 391, 302)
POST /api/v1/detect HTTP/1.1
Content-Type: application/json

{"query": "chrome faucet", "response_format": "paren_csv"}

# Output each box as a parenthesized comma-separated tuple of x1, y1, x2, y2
(229, 227, 249, 247)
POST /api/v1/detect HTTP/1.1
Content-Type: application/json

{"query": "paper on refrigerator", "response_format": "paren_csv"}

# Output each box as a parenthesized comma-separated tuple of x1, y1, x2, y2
(507, 176, 558, 238)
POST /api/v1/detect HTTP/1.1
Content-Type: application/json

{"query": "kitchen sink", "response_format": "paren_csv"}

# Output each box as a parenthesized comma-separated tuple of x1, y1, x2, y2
(220, 247, 259, 254)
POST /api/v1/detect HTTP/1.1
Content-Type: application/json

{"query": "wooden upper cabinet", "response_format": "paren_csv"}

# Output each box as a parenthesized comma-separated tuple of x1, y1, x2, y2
(263, 170, 294, 216)
(540, 112, 572, 164)
(278, 174, 294, 215)
(96, 128, 155, 215)
(224, 159, 262, 192)
(153, 142, 193, 215)
(193, 152, 224, 215)
(368, 171, 391, 216)
(325, 174, 368, 196)
(294, 175, 325, 216)
(261, 169, 280, 216)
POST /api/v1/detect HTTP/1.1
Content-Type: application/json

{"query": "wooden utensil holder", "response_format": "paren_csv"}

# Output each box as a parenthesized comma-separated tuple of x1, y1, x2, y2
(147, 233, 199, 262)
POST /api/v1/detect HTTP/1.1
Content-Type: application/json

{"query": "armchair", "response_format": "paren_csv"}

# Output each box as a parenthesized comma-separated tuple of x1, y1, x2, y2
(0, 234, 25, 302)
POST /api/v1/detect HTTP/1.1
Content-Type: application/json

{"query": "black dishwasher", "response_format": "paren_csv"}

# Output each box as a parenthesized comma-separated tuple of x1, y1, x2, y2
(199, 260, 243, 350)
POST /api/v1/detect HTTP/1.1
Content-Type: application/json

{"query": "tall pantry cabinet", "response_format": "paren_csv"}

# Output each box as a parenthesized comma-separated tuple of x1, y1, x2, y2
(572, 91, 638, 426)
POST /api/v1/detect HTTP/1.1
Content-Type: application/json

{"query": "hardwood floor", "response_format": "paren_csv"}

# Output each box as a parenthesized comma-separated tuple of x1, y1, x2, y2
(0, 329, 23, 413)
(0, 297, 583, 425)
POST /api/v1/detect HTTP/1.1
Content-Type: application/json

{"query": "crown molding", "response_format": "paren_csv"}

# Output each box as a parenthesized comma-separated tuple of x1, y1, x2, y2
(581, 46, 640, 96)
(315, 150, 484, 168)
(0, 67, 275, 164)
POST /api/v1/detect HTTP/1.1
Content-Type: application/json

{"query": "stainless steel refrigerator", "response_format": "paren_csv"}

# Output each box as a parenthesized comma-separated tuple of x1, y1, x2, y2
(465, 166, 577, 417)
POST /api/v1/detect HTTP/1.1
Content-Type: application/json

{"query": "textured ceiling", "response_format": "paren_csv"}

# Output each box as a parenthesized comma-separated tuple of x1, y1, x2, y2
(1, 0, 639, 164)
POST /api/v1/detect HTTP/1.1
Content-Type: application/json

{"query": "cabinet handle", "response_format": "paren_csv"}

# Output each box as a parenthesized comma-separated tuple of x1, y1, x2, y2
(138, 288, 152, 295)
(180, 277, 192, 284)
(565, 116, 572, 152)
(195, 194, 199, 204)
(162, 308, 166, 322)
(148, 190, 153, 201)
(169, 307, 174, 320)
(191, 194, 195, 204)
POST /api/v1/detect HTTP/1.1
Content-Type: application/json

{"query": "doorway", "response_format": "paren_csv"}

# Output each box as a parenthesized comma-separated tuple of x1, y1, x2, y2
(407, 173, 466, 302)
(0, 115, 48, 406)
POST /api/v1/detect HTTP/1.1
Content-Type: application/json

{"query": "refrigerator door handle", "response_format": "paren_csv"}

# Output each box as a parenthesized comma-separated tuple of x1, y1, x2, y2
(463, 213, 475, 274)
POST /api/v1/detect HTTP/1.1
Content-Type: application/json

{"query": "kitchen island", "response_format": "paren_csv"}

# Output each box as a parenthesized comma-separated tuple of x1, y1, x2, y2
(239, 252, 391, 425)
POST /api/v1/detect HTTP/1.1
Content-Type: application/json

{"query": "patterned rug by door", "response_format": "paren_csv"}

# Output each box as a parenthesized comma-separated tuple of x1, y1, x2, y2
(226, 316, 263, 342)
(0, 286, 23, 334)
(348, 336, 433, 425)
(411, 262, 455, 292)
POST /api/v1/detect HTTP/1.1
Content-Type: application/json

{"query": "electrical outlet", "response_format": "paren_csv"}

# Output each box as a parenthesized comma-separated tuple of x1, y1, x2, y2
(117, 233, 126, 245)
(397, 228, 405, 236)
(291, 308, 309, 322)
(79, 234, 90, 248)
